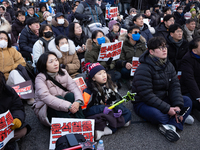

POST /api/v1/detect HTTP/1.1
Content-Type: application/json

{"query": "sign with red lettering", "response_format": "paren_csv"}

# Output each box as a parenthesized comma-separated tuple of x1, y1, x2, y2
(120, 28, 127, 35)
(73, 77, 87, 94)
(130, 57, 140, 76)
(49, 118, 95, 150)
(97, 41, 123, 61)
(0, 110, 14, 149)
(106, 7, 118, 20)
(81, 58, 87, 74)
(12, 80, 34, 99)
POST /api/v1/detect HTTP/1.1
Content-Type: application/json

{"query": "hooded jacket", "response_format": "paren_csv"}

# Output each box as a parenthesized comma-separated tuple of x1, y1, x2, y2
(33, 69, 84, 126)
(140, 23, 153, 42)
(19, 25, 39, 53)
(51, 18, 69, 37)
(84, 36, 116, 70)
(132, 50, 184, 114)
(12, 18, 26, 41)
(48, 39, 80, 78)
(154, 22, 169, 40)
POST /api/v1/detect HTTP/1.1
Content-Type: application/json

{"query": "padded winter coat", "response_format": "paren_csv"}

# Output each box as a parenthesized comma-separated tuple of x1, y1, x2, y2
(51, 18, 69, 37)
(12, 19, 26, 41)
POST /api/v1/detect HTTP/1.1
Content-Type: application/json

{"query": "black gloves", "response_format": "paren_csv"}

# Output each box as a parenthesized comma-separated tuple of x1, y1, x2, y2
(106, 57, 113, 65)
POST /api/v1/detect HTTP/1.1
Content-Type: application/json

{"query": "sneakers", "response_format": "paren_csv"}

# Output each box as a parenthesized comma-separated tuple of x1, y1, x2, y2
(193, 109, 200, 122)
(158, 124, 180, 142)
(95, 126, 112, 140)
(124, 120, 131, 127)
(27, 98, 35, 106)
(184, 115, 194, 125)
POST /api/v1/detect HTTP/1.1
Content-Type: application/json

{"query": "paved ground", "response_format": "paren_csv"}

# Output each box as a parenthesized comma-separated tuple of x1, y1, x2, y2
(18, 83, 200, 150)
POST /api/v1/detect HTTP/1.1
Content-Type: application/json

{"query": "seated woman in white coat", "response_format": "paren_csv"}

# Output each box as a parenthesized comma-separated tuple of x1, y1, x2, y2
(33, 52, 85, 127)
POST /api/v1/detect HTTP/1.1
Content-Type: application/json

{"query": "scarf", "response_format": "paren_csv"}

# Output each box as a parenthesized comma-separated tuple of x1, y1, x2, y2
(168, 35, 183, 48)
(191, 51, 200, 59)
(149, 54, 167, 69)
(184, 24, 194, 42)
(47, 72, 58, 79)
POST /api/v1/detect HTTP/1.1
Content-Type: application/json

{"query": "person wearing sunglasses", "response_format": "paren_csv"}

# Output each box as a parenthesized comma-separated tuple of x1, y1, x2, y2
(132, 36, 193, 142)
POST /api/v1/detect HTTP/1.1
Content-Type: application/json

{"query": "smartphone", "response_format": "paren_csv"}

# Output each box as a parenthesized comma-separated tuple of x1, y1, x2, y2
(179, 107, 190, 117)
(66, 134, 79, 147)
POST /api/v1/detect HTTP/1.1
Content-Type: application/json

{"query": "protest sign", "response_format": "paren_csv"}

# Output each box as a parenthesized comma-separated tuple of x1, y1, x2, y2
(130, 57, 140, 76)
(0, 110, 14, 149)
(97, 41, 123, 61)
(81, 58, 87, 74)
(177, 71, 182, 80)
(12, 80, 34, 99)
(49, 118, 95, 150)
(120, 28, 127, 35)
(106, 7, 118, 20)
(73, 77, 87, 94)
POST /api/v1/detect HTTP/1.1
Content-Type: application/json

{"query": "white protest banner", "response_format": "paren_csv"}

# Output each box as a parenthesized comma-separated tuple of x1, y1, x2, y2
(106, 7, 118, 20)
(130, 57, 140, 76)
(81, 58, 87, 74)
(97, 41, 123, 61)
(12, 80, 35, 99)
(0, 110, 14, 149)
(120, 28, 127, 35)
(73, 77, 87, 94)
(49, 118, 95, 150)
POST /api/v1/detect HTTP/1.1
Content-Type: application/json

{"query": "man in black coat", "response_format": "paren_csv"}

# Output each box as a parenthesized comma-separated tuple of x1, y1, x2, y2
(0, 72, 31, 150)
(19, 17, 40, 61)
(180, 37, 200, 121)
(132, 36, 193, 142)
(166, 24, 188, 72)
(12, 10, 26, 42)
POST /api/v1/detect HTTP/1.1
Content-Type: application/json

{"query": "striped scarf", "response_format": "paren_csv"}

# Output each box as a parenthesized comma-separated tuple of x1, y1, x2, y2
(149, 54, 167, 69)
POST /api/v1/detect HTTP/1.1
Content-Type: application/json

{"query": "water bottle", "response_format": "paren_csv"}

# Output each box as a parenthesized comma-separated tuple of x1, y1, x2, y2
(97, 140, 104, 150)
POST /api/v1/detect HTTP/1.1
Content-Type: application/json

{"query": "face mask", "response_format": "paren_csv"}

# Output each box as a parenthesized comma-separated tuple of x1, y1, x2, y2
(26, 3, 29, 6)
(132, 14, 136, 17)
(60, 44, 69, 52)
(57, 19, 64, 24)
(47, 16, 52, 21)
(0, 40, 7, 48)
(132, 33, 140, 41)
(97, 37, 106, 45)
(44, 31, 53, 38)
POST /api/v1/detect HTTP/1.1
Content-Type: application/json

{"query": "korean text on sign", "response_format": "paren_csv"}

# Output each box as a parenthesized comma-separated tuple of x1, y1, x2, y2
(130, 57, 140, 76)
(97, 41, 123, 61)
(49, 118, 95, 150)
(106, 7, 118, 20)
(73, 77, 87, 94)
(0, 110, 14, 149)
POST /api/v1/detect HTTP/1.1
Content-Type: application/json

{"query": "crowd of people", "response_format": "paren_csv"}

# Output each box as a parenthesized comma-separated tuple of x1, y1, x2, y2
(1, 0, 200, 149)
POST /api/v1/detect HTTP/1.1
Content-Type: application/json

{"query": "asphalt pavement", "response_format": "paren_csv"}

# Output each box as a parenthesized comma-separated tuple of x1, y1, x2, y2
(18, 83, 200, 150)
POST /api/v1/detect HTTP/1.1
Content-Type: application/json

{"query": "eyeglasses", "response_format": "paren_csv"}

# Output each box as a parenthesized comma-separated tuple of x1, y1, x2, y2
(133, 31, 141, 34)
(157, 46, 167, 51)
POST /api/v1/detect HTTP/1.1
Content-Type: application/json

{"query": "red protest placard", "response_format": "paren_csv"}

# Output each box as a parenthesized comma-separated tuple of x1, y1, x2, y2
(73, 77, 87, 94)
(105, 7, 118, 20)
(130, 57, 140, 76)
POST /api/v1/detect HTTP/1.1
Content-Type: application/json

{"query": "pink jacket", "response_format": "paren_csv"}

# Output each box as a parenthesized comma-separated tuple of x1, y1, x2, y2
(33, 69, 84, 126)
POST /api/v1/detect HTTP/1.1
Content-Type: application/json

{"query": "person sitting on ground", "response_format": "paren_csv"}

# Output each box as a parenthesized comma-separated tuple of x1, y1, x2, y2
(82, 62, 131, 140)
(52, 12, 69, 37)
(0, 71, 31, 150)
(151, 4, 163, 26)
(154, 14, 175, 40)
(142, 8, 157, 27)
(125, 8, 137, 29)
(56, 0, 71, 15)
(32, 24, 54, 68)
(0, 5, 11, 24)
(116, 12, 126, 29)
(183, 18, 199, 42)
(41, 11, 52, 25)
(106, 20, 121, 42)
(21, 0, 30, 13)
(12, 10, 26, 42)
(33, 52, 85, 127)
(116, 25, 146, 89)
(180, 37, 200, 122)
(25, 6, 39, 21)
(37, 2, 47, 23)
(48, 35, 81, 78)
(166, 23, 189, 72)
(174, 6, 185, 26)
(132, 36, 194, 143)
(67, 4, 77, 24)
(19, 17, 40, 62)
(2, 0, 15, 20)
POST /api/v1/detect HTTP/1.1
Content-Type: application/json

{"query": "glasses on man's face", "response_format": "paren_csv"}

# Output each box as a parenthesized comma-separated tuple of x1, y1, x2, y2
(157, 46, 167, 51)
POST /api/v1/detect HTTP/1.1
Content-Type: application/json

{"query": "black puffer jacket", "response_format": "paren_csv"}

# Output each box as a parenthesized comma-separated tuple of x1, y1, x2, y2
(19, 25, 39, 53)
(12, 19, 26, 41)
(154, 23, 169, 40)
(132, 50, 184, 114)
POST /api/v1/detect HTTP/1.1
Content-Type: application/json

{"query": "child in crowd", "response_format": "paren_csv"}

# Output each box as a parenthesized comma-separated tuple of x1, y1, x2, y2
(82, 62, 131, 140)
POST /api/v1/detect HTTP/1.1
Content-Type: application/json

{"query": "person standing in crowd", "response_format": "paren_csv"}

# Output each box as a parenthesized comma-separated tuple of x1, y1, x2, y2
(33, 52, 85, 127)
(67, 4, 77, 24)
(132, 36, 193, 142)
(2, 0, 15, 20)
(183, 18, 200, 42)
(19, 18, 40, 62)
(154, 14, 175, 40)
(180, 37, 200, 122)
(0, 5, 12, 24)
(106, 20, 121, 42)
(166, 24, 189, 72)
(37, 2, 47, 23)
(41, 11, 52, 25)
(0, 71, 31, 150)
(12, 10, 26, 41)
(51, 12, 69, 37)
(25, 6, 39, 20)
(125, 8, 137, 29)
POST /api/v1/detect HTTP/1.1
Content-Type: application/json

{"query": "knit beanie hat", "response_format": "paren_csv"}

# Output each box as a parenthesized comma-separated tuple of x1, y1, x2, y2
(108, 20, 120, 31)
(43, 11, 50, 18)
(190, 8, 196, 13)
(184, 12, 192, 20)
(86, 62, 105, 78)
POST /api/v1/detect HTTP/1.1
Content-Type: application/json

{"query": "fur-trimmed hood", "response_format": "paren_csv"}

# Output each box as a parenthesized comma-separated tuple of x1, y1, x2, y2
(48, 38, 76, 58)
(86, 36, 110, 51)
(118, 33, 146, 43)
(51, 18, 69, 28)
(0, 18, 11, 33)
